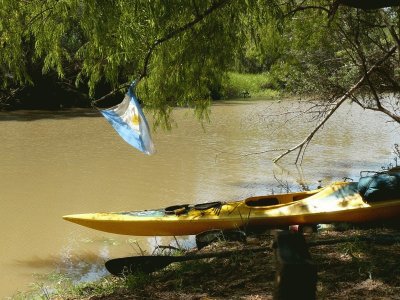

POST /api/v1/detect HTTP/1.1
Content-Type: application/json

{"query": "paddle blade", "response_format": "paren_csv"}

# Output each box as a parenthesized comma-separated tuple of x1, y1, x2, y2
(105, 256, 173, 276)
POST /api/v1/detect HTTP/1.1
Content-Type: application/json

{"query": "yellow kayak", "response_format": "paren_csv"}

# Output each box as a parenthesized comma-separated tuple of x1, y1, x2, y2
(63, 186, 324, 236)
(63, 172, 400, 236)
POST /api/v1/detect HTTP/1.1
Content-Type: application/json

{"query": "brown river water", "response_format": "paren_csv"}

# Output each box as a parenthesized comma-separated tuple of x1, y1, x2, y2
(0, 99, 399, 298)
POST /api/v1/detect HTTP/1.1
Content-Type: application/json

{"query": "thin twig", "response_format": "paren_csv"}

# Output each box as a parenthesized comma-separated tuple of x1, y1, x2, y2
(285, 5, 330, 17)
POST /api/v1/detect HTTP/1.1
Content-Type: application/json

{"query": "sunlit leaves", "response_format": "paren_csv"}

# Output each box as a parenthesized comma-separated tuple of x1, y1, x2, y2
(0, 0, 398, 125)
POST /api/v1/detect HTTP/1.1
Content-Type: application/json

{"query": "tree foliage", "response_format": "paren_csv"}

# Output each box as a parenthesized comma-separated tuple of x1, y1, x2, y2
(0, 0, 399, 129)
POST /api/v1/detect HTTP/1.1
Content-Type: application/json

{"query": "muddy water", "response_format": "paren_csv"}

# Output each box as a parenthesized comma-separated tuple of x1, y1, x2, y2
(0, 99, 398, 298)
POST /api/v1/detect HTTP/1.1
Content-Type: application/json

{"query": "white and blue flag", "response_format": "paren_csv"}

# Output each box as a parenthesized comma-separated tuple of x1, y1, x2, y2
(100, 82, 155, 155)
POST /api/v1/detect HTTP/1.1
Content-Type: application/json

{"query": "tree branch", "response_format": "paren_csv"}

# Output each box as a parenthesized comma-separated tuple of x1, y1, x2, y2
(138, 0, 231, 81)
(92, 0, 230, 107)
(91, 82, 130, 107)
(379, 9, 400, 49)
(273, 45, 398, 164)
(285, 5, 331, 17)
(353, 97, 400, 123)
(25, 1, 58, 29)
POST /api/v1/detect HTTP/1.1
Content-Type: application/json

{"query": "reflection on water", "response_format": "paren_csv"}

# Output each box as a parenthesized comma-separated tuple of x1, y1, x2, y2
(0, 99, 399, 298)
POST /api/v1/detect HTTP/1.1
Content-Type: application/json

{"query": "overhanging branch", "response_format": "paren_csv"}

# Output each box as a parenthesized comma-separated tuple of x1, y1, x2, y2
(272, 45, 398, 164)
(138, 0, 231, 81)
(353, 98, 400, 123)
(92, 0, 230, 107)
(285, 5, 330, 16)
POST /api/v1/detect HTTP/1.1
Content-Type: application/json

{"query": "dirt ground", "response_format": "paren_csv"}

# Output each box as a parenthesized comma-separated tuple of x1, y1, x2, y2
(70, 226, 400, 300)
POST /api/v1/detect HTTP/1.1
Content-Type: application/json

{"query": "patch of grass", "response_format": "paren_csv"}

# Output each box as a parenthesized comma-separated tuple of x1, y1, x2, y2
(223, 72, 281, 99)
(173, 258, 215, 282)
(124, 272, 152, 292)
(338, 240, 369, 260)
(10, 273, 123, 300)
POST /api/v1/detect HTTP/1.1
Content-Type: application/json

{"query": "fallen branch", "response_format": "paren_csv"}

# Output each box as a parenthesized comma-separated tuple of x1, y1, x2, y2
(273, 45, 398, 164)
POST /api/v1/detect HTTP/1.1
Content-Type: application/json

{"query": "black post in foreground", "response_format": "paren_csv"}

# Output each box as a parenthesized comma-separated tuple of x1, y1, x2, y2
(273, 230, 317, 300)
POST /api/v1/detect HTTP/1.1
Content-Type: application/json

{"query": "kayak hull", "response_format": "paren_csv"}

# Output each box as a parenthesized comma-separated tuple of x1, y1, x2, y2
(63, 201, 400, 236)
(63, 188, 322, 236)
(63, 182, 400, 236)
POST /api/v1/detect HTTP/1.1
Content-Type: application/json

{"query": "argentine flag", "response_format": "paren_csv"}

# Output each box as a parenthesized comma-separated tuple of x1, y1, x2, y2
(100, 82, 155, 155)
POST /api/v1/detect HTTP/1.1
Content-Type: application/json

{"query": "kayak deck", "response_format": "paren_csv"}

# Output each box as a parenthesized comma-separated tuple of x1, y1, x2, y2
(63, 185, 332, 236)
(63, 173, 400, 236)
(63, 186, 325, 236)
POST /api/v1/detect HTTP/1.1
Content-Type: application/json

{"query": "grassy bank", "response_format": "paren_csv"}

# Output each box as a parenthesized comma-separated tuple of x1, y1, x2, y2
(222, 72, 281, 99)
(13, 227, 400, 299)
